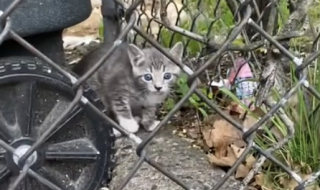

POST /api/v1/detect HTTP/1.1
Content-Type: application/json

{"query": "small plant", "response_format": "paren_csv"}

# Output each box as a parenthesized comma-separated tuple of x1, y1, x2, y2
(262, 65, 320, 189)
(253, 67, 319, 189)
(284, 66, 320, 171)
(164, 73, 210, 118)
(209, 55, 320, 188)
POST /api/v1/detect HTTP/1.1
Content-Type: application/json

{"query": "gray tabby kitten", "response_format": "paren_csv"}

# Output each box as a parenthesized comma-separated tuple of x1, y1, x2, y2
(73, 41, 184, 137)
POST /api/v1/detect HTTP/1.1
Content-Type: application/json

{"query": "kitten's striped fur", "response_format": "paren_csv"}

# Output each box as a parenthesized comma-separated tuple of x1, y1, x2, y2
(73, 42, 184, 137)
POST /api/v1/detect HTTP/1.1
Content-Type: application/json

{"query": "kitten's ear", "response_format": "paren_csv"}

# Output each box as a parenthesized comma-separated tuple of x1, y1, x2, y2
(168, 42, 183, 74)
(169, 42, 183, 61)
(127, 44, 145, 67)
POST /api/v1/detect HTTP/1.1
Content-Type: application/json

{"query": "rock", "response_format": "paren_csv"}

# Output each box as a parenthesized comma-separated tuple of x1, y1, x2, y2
(107, 126, 240, 190)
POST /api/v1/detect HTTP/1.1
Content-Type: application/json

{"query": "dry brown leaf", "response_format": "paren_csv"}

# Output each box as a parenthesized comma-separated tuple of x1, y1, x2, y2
(229, 144, 256, 167)
(226, 102, 265, 132)
(243, 114, 259, 132)
(207, 146, 237, 167)
(235, 154, 256, 179)
(202, 119, 242, 158)
(230, 143, 245, 158)
(245, 154, 256, 169)
(280, 174, 320, 190)
(279, 176, 296, 190)
(235, 157, 256, 179)
(251, 173, 274, 190)
(207, 141, 258, 180)
(207, 154, 235, 167)
(203, 114, 224, 125)
(254, 173, 265, 187)
(203, 108, 262, 180)
(235, 164, 251, 179)
(227, 102, 265, 115)
(229, 144, 258, 179)
(242, 107, 265, 131)
(226, 102, 245, 117)
(229, 144, 256, 179)
(202, 129, 214, 147)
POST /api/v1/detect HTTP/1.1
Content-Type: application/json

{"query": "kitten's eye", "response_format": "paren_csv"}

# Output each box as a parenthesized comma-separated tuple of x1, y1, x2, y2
(143, 74, 153, 81)
(163, 73, 172, 80)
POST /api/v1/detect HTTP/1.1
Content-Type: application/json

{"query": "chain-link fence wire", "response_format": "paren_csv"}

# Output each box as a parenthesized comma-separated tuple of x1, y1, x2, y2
(0, 0, 320, 189)
(120, 0, 230, 58)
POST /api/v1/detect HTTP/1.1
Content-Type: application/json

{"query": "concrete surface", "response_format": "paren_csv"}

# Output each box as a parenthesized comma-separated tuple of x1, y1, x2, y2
(107, 126, 240, 190)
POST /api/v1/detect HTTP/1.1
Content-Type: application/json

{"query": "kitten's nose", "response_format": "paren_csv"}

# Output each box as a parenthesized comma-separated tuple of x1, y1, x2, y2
(154, 86, 162, 91)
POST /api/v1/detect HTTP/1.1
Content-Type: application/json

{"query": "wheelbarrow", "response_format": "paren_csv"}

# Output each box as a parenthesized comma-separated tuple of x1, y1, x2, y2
(0, 0, 120, 189)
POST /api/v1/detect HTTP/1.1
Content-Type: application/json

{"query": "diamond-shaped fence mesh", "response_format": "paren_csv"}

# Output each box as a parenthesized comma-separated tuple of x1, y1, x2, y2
(1, 0, 320, 189)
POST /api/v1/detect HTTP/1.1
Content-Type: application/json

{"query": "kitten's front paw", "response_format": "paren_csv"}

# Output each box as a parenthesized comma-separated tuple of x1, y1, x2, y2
(145, 120, 160, 132)
(118, 116, 140, 133)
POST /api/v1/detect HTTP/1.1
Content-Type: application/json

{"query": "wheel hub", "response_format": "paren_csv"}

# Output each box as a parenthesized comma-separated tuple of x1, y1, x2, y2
(12, 145, 37, 166)
(0, 58, 115, 189)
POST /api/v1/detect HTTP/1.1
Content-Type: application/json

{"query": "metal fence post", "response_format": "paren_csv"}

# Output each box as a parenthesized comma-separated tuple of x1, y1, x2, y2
(101, 0, 124, 44)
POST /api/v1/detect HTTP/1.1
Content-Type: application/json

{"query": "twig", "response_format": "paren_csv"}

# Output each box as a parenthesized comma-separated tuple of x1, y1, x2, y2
(207, 30, 304, 53)
(265, 0, 277, 36)
(157, 0, 209, 43)
(157, 0, 306, 53)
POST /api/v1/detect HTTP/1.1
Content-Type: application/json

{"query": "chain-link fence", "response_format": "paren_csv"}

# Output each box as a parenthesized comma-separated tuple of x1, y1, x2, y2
(0, 0, 320, 189)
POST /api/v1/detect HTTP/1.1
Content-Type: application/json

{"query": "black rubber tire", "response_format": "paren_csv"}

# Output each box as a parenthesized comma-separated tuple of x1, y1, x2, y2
(0, 56, 115, 190)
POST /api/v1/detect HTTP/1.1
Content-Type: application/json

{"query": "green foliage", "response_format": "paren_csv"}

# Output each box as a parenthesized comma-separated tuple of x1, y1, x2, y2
(219, 72, 320, 187)
(253, 66, 320, 188)
(284, 66, 320, 172)
(308, 2, 320, 22)
(285, 1, 320, 48)
(277, 0, 290, 30)
(99, 20, 104, 40)
(163, 73, 210, 118)
(158, 0, 234, 56)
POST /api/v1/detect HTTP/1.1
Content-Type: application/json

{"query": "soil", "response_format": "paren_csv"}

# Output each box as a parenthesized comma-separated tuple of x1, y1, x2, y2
(64, 41, 241, 190)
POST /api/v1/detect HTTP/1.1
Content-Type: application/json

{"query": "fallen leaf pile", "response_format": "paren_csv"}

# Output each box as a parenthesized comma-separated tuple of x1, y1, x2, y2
(199, 102, 320, 189)
(202, 118, 256, 179)
(201, 102, 264, 180)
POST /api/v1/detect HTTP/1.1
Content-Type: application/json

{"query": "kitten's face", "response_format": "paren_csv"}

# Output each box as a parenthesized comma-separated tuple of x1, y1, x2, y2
(127, 42, 183, 96)
(136, 59, 178, 94)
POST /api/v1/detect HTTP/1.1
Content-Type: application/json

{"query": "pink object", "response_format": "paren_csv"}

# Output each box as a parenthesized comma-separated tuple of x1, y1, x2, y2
(228, 57, 253, 82)
(228, 57, 257, 109)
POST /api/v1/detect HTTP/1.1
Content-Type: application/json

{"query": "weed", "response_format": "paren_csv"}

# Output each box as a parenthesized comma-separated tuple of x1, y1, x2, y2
(164, 73, 210, 118)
